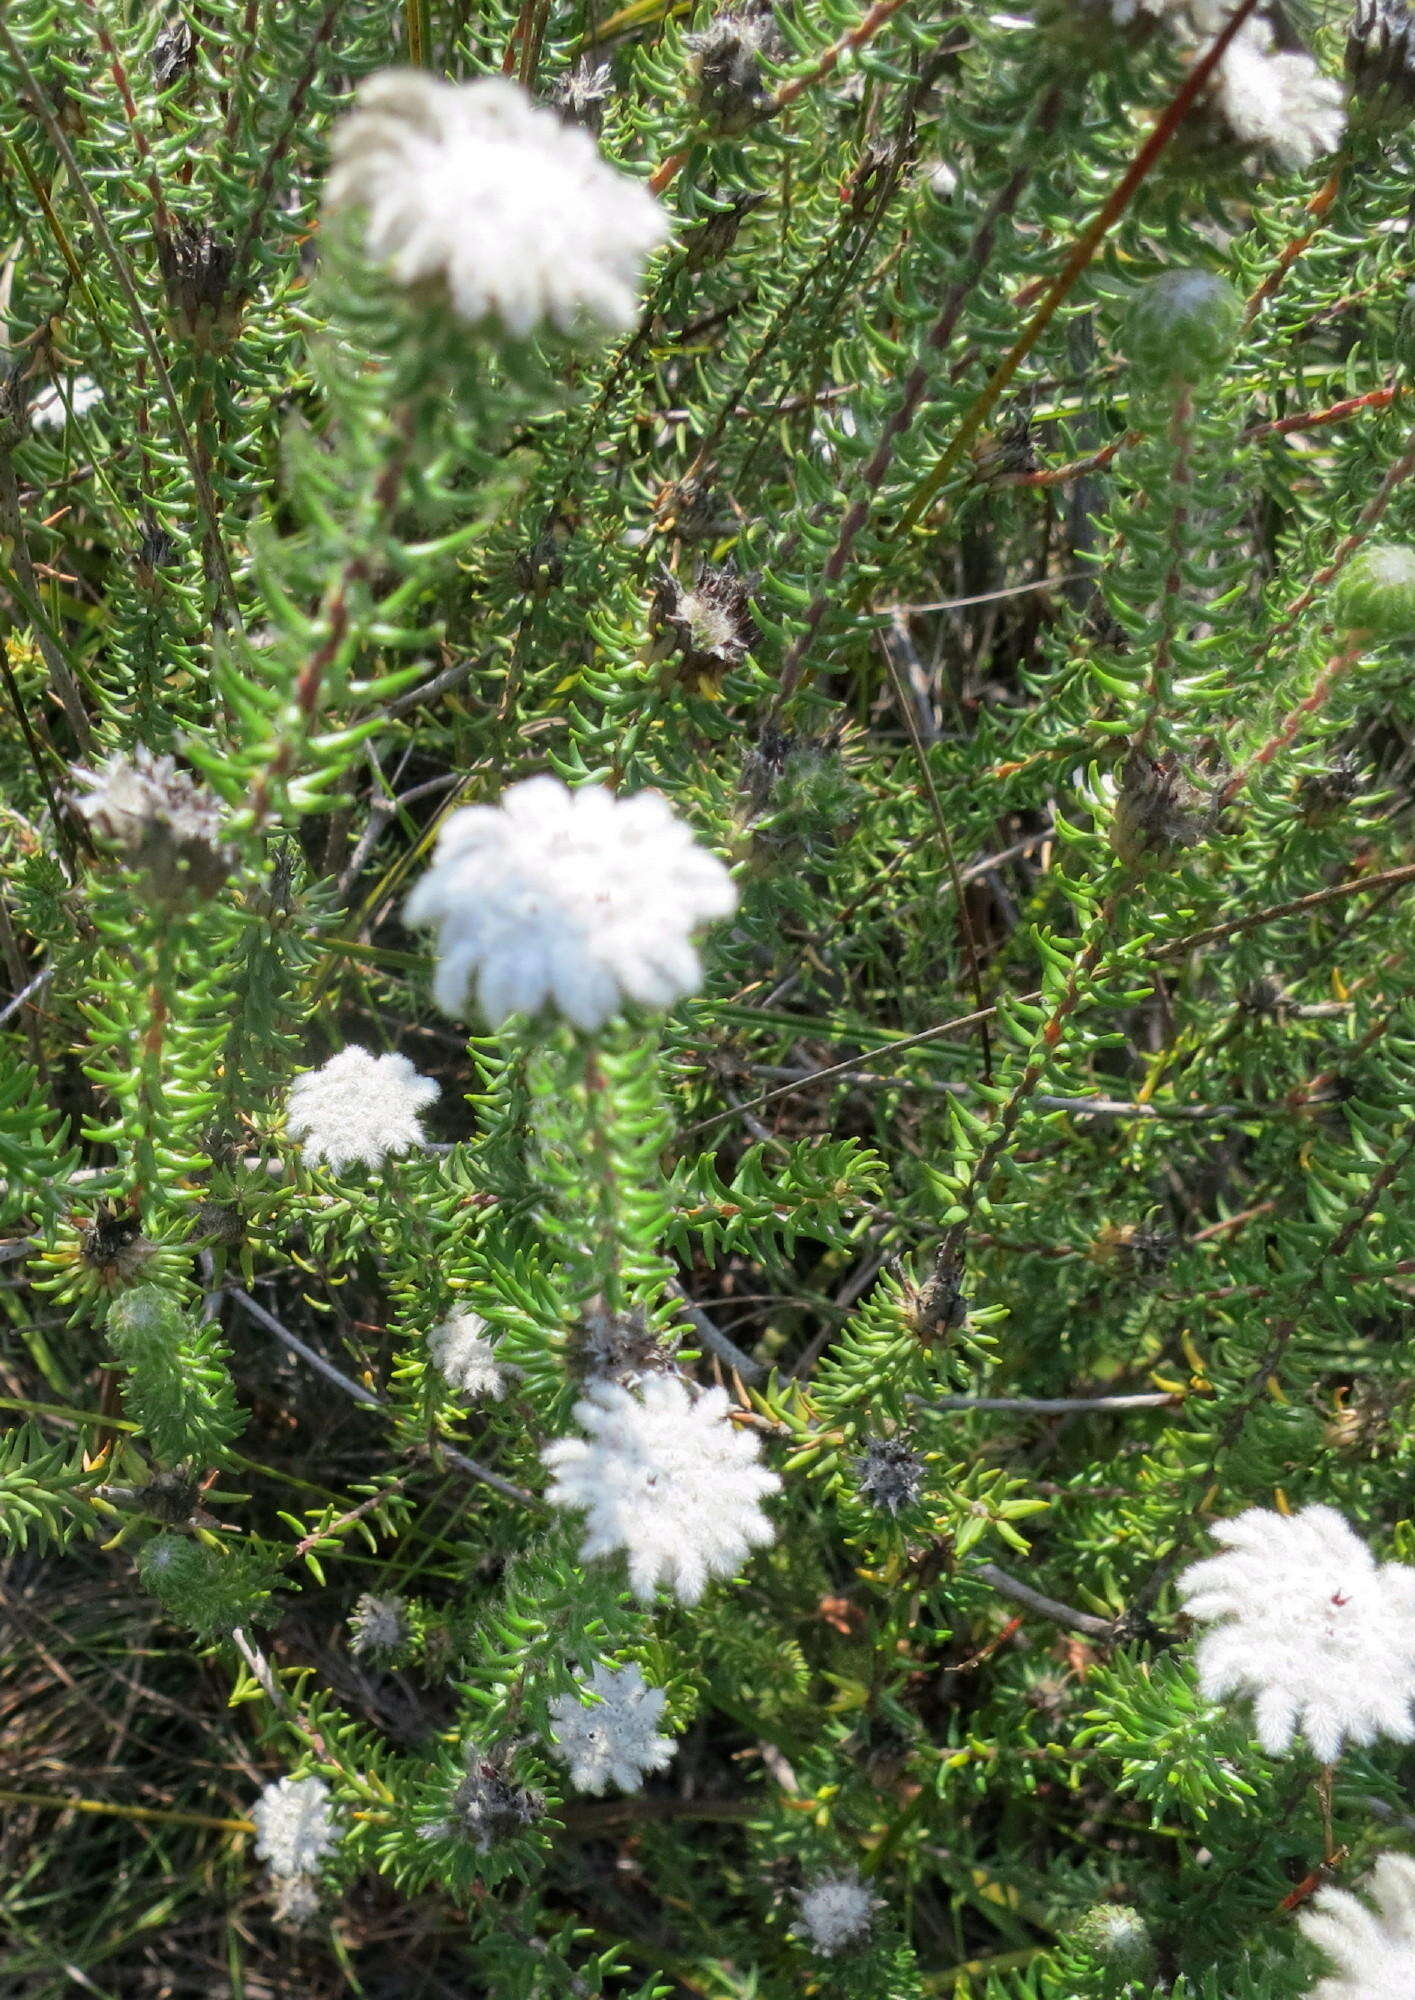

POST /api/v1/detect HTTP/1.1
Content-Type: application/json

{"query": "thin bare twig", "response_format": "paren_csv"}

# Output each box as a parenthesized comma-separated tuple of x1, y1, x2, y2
(223, 1286, 541, 1510)
(973, 1562, 1116, 1638)
(930, 1392, 1178, 1414)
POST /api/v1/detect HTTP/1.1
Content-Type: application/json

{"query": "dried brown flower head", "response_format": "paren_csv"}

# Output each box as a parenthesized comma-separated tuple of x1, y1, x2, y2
(551, 57, 613, 134)
(156, 223, 240, 346)
(1110, 748, 1208, 866)
(685, 6, 783, 135)
(71, 746, 235, 901)
(74, 1200, 156, 1288)
(649, 561, 758, 694)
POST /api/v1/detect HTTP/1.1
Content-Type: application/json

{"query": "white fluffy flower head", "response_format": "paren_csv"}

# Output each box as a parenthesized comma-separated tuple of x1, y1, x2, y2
(1299, 1851, 1415, 2000)
(1214, 20, 1346, 171)
(428, 1309, 508, 1398)
(30, 377, 103, 429)
(251, 1775, 340, 1879)
(546, 1660, 674, 1794)
(1178, 1504, 1415, 1762)
(285, 1045, 438, 1171)
(795, 1872, 876, 1956)
(541, 1374, 780, 1603)
(404, 776, 738, 1032)
(324, 71, 667, 336)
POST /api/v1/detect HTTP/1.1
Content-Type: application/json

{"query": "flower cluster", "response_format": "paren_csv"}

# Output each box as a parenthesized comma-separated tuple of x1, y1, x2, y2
(546, 1661, 675, 1794)
(427, 1309, 509, 1398)
(1096, 0, 1345, 170)
(1213, 18, 1346, 172)
(794, 1872, 875, 1956)
(1298, 1851, 1415, 1999)
(404, 775, 738, 1032)
(250, 1774, 340, 1878)
(324, 71, 667, 336)
(1178, 1505, 1415, 1761)
(285, 1045, 439, 1172)
(541, 1374, 780, 1603)
(348, 1592, 408, 1658)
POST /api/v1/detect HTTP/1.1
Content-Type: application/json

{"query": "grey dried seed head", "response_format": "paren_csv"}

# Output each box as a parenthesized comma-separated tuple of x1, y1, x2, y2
(1101, 1219, 1174, 1277)
(152, 17, 196, 91)
(656, 469, 734, 542)
(135, 523, 178, 588)
(1347, 0, 1415, 103)
(71, 746, 235, 900)
(439, 1750, 544, 1851)
(972, 414, 1040, 484)
(141, 1470, 201, 1524)
(156, 223, 239, 344)
(740, 724, 795, 816)
(578, 1303, 678, 1384)
(1110, 747, 1208, 866)
(683, 193, 767, 272)
(1241, 974, 1292, 1019)
(649, 561, 758, 693)
(685, 6, 783, 134)
(551, 57, 614, 134)
(1297, 751, 1365, 824)
(853, 1436, 926, 1516)
(911, 1255, 968, 1341)
(75, 1201, 157, 1287)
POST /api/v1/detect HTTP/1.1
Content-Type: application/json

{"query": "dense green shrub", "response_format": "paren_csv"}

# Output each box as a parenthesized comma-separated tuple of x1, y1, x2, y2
(0, 0, 1412, 1994)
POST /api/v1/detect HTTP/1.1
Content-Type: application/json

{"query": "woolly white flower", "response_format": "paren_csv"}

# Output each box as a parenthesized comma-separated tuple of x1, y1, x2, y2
(403, 775, 738, 1032)
(29, 377, 103, 429)
(1299, 1851, 1415, 2000)
(324, 71, 667, 336)
(795, 1872, 875, 1956)
(1177, 1505, 1415, 1762)
(269, 1870, 323, 1928)
(348, 1591, 407, 1657)
(541, 1374, 780, 1603)
(428, 1308, 508, 1398)
(285, 1045, 439, 1171)
(546, 1660, 674, 1794)
(250, 1775, 340, 1879)
(1214, 20, 1346, 171)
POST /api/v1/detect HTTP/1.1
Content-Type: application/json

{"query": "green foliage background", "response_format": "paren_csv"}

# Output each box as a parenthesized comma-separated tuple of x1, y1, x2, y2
(0, 0, 1412, 1994)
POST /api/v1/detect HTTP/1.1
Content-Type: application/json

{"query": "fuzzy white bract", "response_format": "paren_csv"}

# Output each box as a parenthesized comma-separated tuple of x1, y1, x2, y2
(1214, 20, 1346, 170)
(348, 1591, 407, 1657)
(546, 1660, 674, 1794)
(795, 1872, 875, 1956)
(29, 377, 103, 429)
(1177, 1505, 1415, 1762)
(1299, 1851, 1415, 1999)
(250, 1775, 340, 1878)
(324, 71, 667, 336)
(404, 776, 738, 1032)
(541, 1374, 779, 1603)
(428, 1309, 508, 1398)
(285, 1045, 439, 1172)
